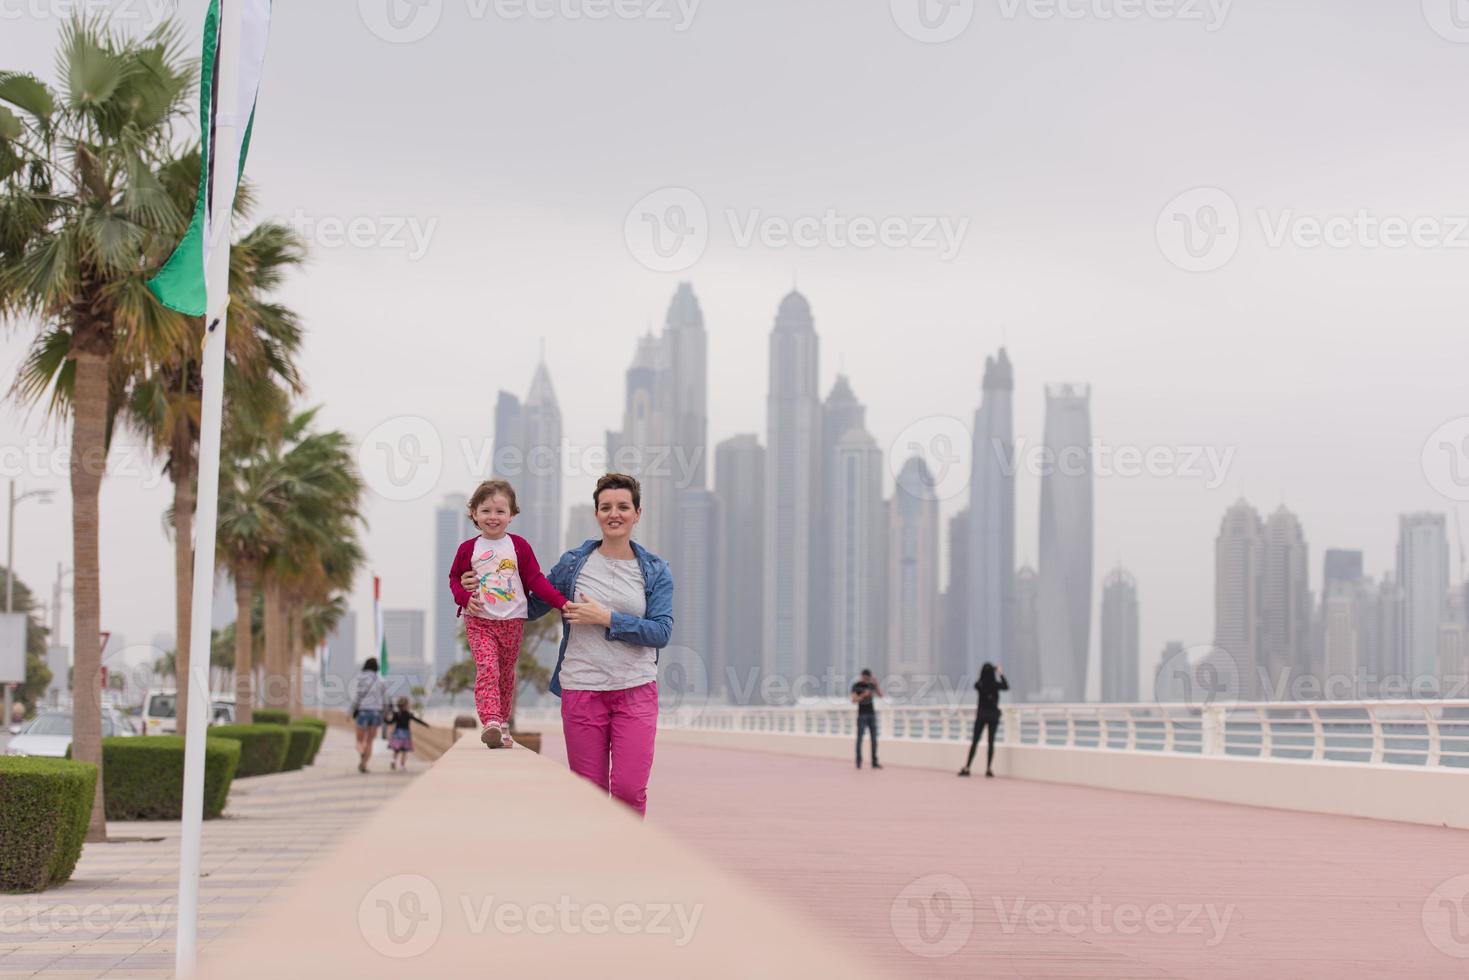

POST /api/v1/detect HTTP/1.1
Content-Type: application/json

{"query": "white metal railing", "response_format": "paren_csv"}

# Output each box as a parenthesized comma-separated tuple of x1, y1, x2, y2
(622, 700, 1469, 770)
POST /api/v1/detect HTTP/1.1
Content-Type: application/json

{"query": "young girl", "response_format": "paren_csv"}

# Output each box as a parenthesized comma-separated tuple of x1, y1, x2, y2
(448, 480, 568, 748)
(386, 697, 428, 770)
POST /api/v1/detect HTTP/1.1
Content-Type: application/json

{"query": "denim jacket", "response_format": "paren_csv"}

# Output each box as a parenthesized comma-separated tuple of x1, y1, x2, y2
(526, 538, 675, 696)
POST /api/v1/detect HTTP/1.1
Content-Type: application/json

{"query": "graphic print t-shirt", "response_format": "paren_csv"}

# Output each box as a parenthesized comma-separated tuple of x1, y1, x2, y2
(469, 535, 527, 620)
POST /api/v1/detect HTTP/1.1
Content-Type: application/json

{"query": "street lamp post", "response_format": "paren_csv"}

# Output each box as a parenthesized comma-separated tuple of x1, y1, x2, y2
(4, 481, 55, 726)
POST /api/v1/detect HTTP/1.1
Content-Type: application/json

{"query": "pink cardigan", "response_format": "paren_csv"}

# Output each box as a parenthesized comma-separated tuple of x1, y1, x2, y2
(448, 534, 568, 617)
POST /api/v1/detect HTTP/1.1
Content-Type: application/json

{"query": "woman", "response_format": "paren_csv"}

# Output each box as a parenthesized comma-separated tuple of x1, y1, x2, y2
(349, 657, 389, 773)
(472, 473, 673, 816)
(959, 662, 1008, 778)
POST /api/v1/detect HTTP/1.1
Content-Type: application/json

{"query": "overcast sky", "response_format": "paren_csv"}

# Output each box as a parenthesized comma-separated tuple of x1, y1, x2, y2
(2, 0, 1466, 694)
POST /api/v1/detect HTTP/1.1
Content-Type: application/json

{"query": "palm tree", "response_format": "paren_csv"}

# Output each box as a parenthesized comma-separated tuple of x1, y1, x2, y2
(218, 406, 364, 722)
(1, 18, 195, 841)
(129, 205, 304, 733)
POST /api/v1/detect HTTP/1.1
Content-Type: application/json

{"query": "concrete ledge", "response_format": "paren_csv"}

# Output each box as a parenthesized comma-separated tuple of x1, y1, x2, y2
(200, 734, 878, 978)
(657, 727, 1469, 830)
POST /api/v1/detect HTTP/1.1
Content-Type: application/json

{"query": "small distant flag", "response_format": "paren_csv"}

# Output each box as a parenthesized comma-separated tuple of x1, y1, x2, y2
(147, 0, 273, 316)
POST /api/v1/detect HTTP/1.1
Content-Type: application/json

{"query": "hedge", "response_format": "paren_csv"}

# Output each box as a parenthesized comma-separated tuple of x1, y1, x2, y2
(0, 757, 98, 892)
(295, 716, 328, 730)
(302, 725, 325, 765)
(279, 725, 316, 772)
(251, 709, 291, 727)
(207, 724, 290, 777)
(101, 736, 240, 821)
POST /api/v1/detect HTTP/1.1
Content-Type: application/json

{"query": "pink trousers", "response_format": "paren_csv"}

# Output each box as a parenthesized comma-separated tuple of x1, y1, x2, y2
(465, 616, 523, 726)
(560, 682, 659, 817)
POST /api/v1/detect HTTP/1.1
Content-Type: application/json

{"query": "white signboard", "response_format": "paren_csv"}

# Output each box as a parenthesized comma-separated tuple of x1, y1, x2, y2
(0, 612, 26, 685)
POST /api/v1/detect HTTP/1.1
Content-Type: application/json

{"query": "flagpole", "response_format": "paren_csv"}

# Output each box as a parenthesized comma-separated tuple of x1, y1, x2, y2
(176, 1, 244, 975)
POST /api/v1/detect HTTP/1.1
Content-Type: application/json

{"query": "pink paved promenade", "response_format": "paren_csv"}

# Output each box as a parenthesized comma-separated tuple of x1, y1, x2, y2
(545, 733, 1469, 979)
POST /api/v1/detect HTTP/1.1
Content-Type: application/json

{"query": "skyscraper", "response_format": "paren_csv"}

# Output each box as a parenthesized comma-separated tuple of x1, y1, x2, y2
(888, 457, 940, 685)
(433, 495, 473, 677)
(1100, 567, 1139, 702)
(382, 609, 429, 687)
(1398, 513, 1449, 687)
(1214, 500, 1264, 700)
(940, 508, 970, 688)
(967, 349, 1016, 687)
(1371, 574, 1405, 682)
(1012, 565, 1040, 702)
(493, 353, 563, 562)
(608, 331, 666, 550)
(715, 434, 765, 702)
(675, 488, 717, 684)
(1322, 579, 1365, 684)
(829, 427, 886, 684)
(606, 283, 709, 555)
(323, 611, 359, 705)
(1036, 384, 1093, 702)
(1261, 506, 1311, 697)
(763, 290, 821, 691)
(814, 374, 867, 681)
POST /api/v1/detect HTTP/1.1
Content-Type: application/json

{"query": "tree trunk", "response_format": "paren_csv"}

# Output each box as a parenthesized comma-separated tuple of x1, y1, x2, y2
(262, 577, 287, 709)
(70, 349, 108, 843)
(172, 449, 195, 734)
(234, 567, 255, 725)
(289, 604, 303, 719)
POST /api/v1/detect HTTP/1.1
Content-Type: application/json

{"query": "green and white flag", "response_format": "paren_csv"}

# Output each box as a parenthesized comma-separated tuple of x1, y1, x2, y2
(148, 0, 273, 316)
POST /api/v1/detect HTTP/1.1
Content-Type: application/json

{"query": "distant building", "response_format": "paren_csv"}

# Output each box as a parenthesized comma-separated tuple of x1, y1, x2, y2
(1261, 506, 1311, 698)
(1397, 513, 1449, 688)
(565, 504, 598, 551)
(1322, 579, 1365, 688)
(939, 508, 970, 690)
(322, 611, 358, 708)
(1013, 565, 1040, 702)
(888, 457, 940, 687)
(1036, 384, 1093, 702)
(829, 427, 887, 686)
(763, 291, 822, 690)
(715, 435, 765, 702)
(814, 374, 867, 682)
(968, 349, 1016, 689)
(675, 488, 717, 686)
(493, 354, 563, 562)
(1153, 641, 1189, 703)
(1370, 574, 1405, 684)
(1213, 500, 1265, 700)
(382, 609, 429, 690)
(434, 494, 472, 677)
(1439, 587, 1467, 696)
(1100, 567, 1139, 702)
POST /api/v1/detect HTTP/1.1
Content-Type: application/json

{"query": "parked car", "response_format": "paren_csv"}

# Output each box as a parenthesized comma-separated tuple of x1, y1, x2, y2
(5, 708, 137, 757)
(142, 689, 236, 734)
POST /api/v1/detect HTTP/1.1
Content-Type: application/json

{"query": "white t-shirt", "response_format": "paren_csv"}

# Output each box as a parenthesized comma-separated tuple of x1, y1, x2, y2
(558, 550, 657, 692)
(468, 534, 528, 620)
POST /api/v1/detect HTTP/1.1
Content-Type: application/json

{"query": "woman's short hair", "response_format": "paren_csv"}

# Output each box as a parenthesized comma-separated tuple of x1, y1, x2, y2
(469, 479, 520, 518)
(594, 472, 641, 510)
(363, 657, 379, 673)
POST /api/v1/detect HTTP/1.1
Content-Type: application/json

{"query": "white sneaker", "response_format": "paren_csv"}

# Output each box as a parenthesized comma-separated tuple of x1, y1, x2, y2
(480, 724, 503, 749)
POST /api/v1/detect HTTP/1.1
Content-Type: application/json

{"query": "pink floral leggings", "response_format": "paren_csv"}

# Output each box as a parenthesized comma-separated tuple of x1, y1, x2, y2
(465, 616, 524, 725)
